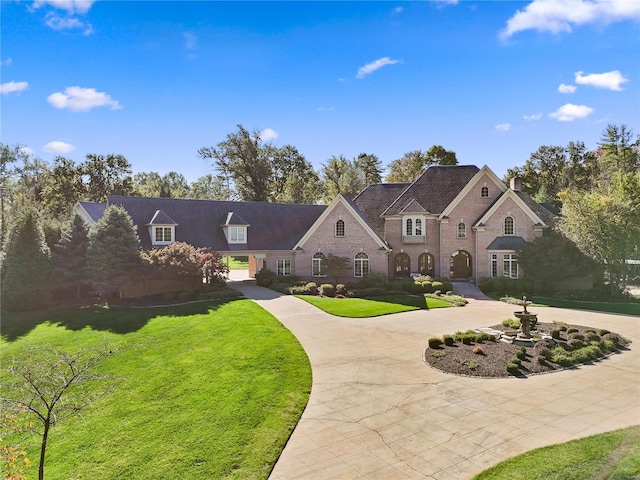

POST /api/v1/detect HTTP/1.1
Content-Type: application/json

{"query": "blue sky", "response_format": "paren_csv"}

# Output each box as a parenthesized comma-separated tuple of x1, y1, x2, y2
(2, 0, 639, 182)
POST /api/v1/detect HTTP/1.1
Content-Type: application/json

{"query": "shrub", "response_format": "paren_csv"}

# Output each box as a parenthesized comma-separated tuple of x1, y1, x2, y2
(431, 281, 443, 290)
(602, 333, 620, 346)
(511, 357, 522, 366)
(306, 282, 318, 295)
(502, 318, 521, 329)
(289, 285, 311, 295)
(585, 332, 601, 343)
(568, 333, 585, 341)
(411, 282, 425, 294)
(422, 281, 434, 293)
(432, 350, 445, 358)
(462, 335, 473, 345)
(599, 329, 610, 336)
(534, 342, 552, 360)
(255, 268, 277, 287)
(434, 278, 453, 291)
(443, 335, 454, 346)
(350, 287, 387, 298)
(453, 358, 479, 369)
(428, 337, 443, 349)
(271, 283, 292, 294)
(559, 325, 568, 332)
(516, 350, 527, 360)
(433, 290, 442, 296)
(585, 328, 596, 334)
(335, 284, 348, 295)
(551, 329, 561, 339)
(472, 346, 485, 355)
(474, 333, 485, 344)
(506, 363, 520, 375)
(319, 284, 336, 297)
(412, 275, 432, 283)
(519, 346, 527, 353)
(566, 327, 579, 334)
(445, 290, 453, 295)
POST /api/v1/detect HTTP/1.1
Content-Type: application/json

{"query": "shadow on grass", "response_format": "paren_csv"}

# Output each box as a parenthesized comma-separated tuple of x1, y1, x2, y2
(365, 294, 430, 309)
(1, 299, 239, 342)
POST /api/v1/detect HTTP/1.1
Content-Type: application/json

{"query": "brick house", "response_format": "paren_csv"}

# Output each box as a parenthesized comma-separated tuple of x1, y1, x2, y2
(76, 164, 556, 282)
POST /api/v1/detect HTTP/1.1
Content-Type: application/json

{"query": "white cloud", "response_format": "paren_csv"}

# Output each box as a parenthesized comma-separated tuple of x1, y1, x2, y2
(495, 123, 511, 132)
(393, 6, 403, 14)
(558, 83, 576, 94)
(500, 0, 640, 38)
(260, 128, 278, 142)
(184, 32, 197, 50)
(32, 0, 95, 14)
(575, 70, 628, 91)
(356, 57, 402, 79)
(1, 58, 13, 66)
(47, 86, 122, 111)
(43, 141, 76, 154)
(549, 103, 594, 121)
(1, 81, 28, 94)
(45, 13, 93, 34)
(523, 112, 543, 121)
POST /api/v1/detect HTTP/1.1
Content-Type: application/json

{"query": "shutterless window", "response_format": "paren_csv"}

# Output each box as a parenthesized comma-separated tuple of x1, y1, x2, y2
(481, 186, 489, 198)
(491, 254, 498, 278)
(504, 216, 515, 236)
(230, 227, 245, 242)
(405, 218, 412, 236)
(277, 259, 291, 276)
(335, 220, 345, 237)
(503, 254, 518, 279)
(155, 227, 172, 242)
(354, 252, 369, 277)
(457, 222, 466, 238)
(312, 252, 327, 277)
(415, 219, 422, 236)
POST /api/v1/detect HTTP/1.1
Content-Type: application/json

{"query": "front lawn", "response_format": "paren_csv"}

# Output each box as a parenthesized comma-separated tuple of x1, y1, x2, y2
(473, 426, 640, 480)
(532, 297, 640, 315)
(296, 294, 451, 317)
(1, 299, 311, 480)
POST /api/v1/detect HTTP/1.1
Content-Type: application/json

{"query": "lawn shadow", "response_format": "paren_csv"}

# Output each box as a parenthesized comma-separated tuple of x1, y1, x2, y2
(366, 294, 429, 310)
(1, 299, 240, 342)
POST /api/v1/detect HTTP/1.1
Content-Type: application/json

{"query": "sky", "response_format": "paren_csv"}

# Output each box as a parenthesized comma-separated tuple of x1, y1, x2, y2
(1, 0, 639, 182)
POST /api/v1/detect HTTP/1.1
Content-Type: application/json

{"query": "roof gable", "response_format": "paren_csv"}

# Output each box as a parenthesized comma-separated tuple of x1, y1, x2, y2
(294, 194, 389, 251)
(439, 165, 508, 219)
(147, 209, 178, 225)
(474, 189, 548, 228)
(353, 183, 410, 237)
(400, 199, 428, 213)
(221, 212, 250, 226)
(75, 201, 106, 224)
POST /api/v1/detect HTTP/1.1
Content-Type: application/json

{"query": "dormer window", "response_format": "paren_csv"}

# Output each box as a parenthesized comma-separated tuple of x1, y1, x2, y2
(147, 210, 178, 246)
(229, 226, 246, 243)
(403, 215, 426, 243)
(221, 212, 249, 245)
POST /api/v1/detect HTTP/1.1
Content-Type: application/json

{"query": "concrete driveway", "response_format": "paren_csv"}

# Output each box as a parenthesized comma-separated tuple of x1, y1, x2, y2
(230, 282, 640, 479)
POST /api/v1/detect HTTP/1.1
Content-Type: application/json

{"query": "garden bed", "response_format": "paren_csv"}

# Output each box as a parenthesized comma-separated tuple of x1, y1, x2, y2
(424, 322, 631, 378)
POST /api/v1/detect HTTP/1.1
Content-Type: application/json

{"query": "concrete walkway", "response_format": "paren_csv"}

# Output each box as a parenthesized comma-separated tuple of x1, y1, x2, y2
(230, 282, 640, 480)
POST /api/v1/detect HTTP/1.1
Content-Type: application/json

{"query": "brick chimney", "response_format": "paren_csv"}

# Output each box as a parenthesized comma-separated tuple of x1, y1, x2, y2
(510, 177, 522, 192)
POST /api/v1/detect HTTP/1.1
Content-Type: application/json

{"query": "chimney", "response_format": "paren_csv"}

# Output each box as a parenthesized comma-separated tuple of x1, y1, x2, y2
(510, 177, 522, 192)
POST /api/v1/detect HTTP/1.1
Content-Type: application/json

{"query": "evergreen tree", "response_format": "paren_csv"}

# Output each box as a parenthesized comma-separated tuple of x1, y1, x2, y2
(53, 214, 90, 300)
(1, 205, 52, 311)
(87, 205, 141, 298)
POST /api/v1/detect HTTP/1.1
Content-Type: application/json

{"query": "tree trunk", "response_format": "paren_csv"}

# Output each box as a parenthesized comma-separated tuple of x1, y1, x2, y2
(39, 416, 50, 480)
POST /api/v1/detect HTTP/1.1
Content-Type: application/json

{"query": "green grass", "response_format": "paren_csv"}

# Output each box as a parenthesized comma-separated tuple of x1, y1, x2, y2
(533, 297, 640, 315)
(227, 256, 249, 269)
(295, 294, 451, 317)
(473, 426, 640, 480)
(1, 299, 311, 480)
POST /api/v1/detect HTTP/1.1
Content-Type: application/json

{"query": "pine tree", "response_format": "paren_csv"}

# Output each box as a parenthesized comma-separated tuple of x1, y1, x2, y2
(53, 214, 90, 300)
(87, 205, 140, 299)
(1, 205, 52, 311)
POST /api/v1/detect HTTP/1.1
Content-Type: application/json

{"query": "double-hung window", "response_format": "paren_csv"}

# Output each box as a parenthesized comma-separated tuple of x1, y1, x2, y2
(155, 226, 173, 243)
(277, 259, 291, 276)
(503, 254, 518, 279)
(229, 226, 246, 243)
(312, 252, 327, 277)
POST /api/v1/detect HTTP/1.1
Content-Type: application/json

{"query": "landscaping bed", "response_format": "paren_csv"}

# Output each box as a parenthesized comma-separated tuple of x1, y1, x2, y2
(424, 322, 631, 378)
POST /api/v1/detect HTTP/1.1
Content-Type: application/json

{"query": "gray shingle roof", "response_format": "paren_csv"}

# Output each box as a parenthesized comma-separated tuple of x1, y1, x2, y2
(221, 212, 250, 226)
(486, 236, 528, 250)
(353, 183, 410, 236)
(78, 201, 106, 222)
(147, 210, 178, 225)
(107, 195, 326, 251)
(382, 165, 480, 216)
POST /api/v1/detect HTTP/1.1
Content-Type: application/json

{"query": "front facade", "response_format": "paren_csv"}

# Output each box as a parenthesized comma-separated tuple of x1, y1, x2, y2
(76, 165, 556, 283)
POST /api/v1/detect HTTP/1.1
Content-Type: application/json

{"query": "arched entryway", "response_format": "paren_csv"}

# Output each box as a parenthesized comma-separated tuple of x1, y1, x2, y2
(418, 253, 434, 277)
(450, 250, 472, 279)
(394, 253, 410, 278)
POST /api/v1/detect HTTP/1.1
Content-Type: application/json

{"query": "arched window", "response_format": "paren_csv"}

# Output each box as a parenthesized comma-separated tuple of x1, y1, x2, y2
(312, 252, 327, 277)
(504, 216, 515, 235)
(405, 218, 412, 236)
(418, 253, 434, 277)
(354, 252, 369, 277)
(394, 253, 410, 277)
(457, 222, 466, 238)
(335, 219, 345, 237)
(481, 186, 489, 198)
(415, 218, 422, 236)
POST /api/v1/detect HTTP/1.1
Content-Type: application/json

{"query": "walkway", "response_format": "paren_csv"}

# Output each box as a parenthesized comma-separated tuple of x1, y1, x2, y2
(230, 282, 640, 479)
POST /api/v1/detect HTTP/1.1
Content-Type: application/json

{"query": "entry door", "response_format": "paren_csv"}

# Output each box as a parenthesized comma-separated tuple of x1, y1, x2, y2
(450, 250, 472, 278)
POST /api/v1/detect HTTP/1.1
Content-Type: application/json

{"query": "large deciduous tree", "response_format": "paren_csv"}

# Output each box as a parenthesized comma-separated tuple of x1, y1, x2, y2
(321, 155, 367, 202)
(189, 174, 234, 200)
(0, 344, 115, 480)
(0, 205, 52, 311)
(87, 205, 140, 298)
(385, 145, 458, 182)
(83, 154, 135, 202)
(41, 157, 85, 218)
(559, 171, 640, 294)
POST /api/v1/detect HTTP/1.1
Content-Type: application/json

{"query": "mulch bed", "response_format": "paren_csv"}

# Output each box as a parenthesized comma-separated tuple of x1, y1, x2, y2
(424, 322, 631, 378)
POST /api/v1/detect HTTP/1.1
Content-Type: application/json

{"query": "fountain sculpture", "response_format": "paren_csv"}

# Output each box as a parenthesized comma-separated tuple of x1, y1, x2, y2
(513, 296, 538, 346)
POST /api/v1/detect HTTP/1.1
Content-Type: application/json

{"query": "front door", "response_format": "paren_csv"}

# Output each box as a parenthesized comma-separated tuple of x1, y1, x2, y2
(450, 250, 472, 278)
(394, 253, 410, 278)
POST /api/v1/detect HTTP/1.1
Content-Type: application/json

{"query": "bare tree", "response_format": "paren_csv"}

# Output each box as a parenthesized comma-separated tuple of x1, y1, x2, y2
(1, 345, 116, 480)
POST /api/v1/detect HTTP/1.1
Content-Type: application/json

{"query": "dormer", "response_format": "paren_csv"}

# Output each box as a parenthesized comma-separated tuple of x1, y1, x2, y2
(147, 210, 178, 246)
(221, 212, 249, 245)
(400, 199, 427, 244)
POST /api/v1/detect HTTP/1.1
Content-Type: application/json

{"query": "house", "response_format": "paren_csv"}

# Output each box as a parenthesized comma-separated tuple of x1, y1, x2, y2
(76, 164, 556, 283)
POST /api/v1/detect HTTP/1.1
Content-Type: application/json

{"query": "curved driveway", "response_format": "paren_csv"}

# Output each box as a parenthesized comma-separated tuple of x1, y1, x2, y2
(230, 282, 640, 480)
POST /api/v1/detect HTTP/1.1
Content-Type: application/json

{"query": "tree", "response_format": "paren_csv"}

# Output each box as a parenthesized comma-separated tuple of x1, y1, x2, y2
(0, 205, 52, 311)
(87, 205, 141, 298)
(189, 174, 234, 200)
(325, 253, 350, 284)
(518, 232, 598, 291)
(385, 145, 458, 182)
(321, 155, 367, 202)
(198, 125, 272, 201)
(1, 344, 115, 480)
(41, 157, 85, 218)
(354, 153, 383, 185)
(133, 171, 191, 199)
(82, 154, 135, 202)
(268, 144, 322, 204)
(559, 171, 640, 294)
(53, 214, 90, 300)
(598, 124, 640, 180)
(140, 242, 205, 281)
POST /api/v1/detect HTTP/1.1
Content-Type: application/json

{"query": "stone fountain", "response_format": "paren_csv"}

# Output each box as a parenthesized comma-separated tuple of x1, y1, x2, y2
(513, 296, 538, 346)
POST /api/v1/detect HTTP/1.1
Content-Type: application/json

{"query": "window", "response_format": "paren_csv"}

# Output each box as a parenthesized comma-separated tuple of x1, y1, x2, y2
(155, 226, 172, 242)
(354, 252, 369, 277)
(491, 254, 498, 278)
(335, 219, 345, 237)
(457, 222, 466, 238)
(229, 226, 246, 243)
(418, 253, 434, 276)
(312, 252, 327, 277)
(503, 254, 518, 279)
(277, 259, 291, 276)
(415, 219, 422, 236)
(504, 216, 514, 236)
(405, 218, 412, 236)
(481, 186, 489, 198)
